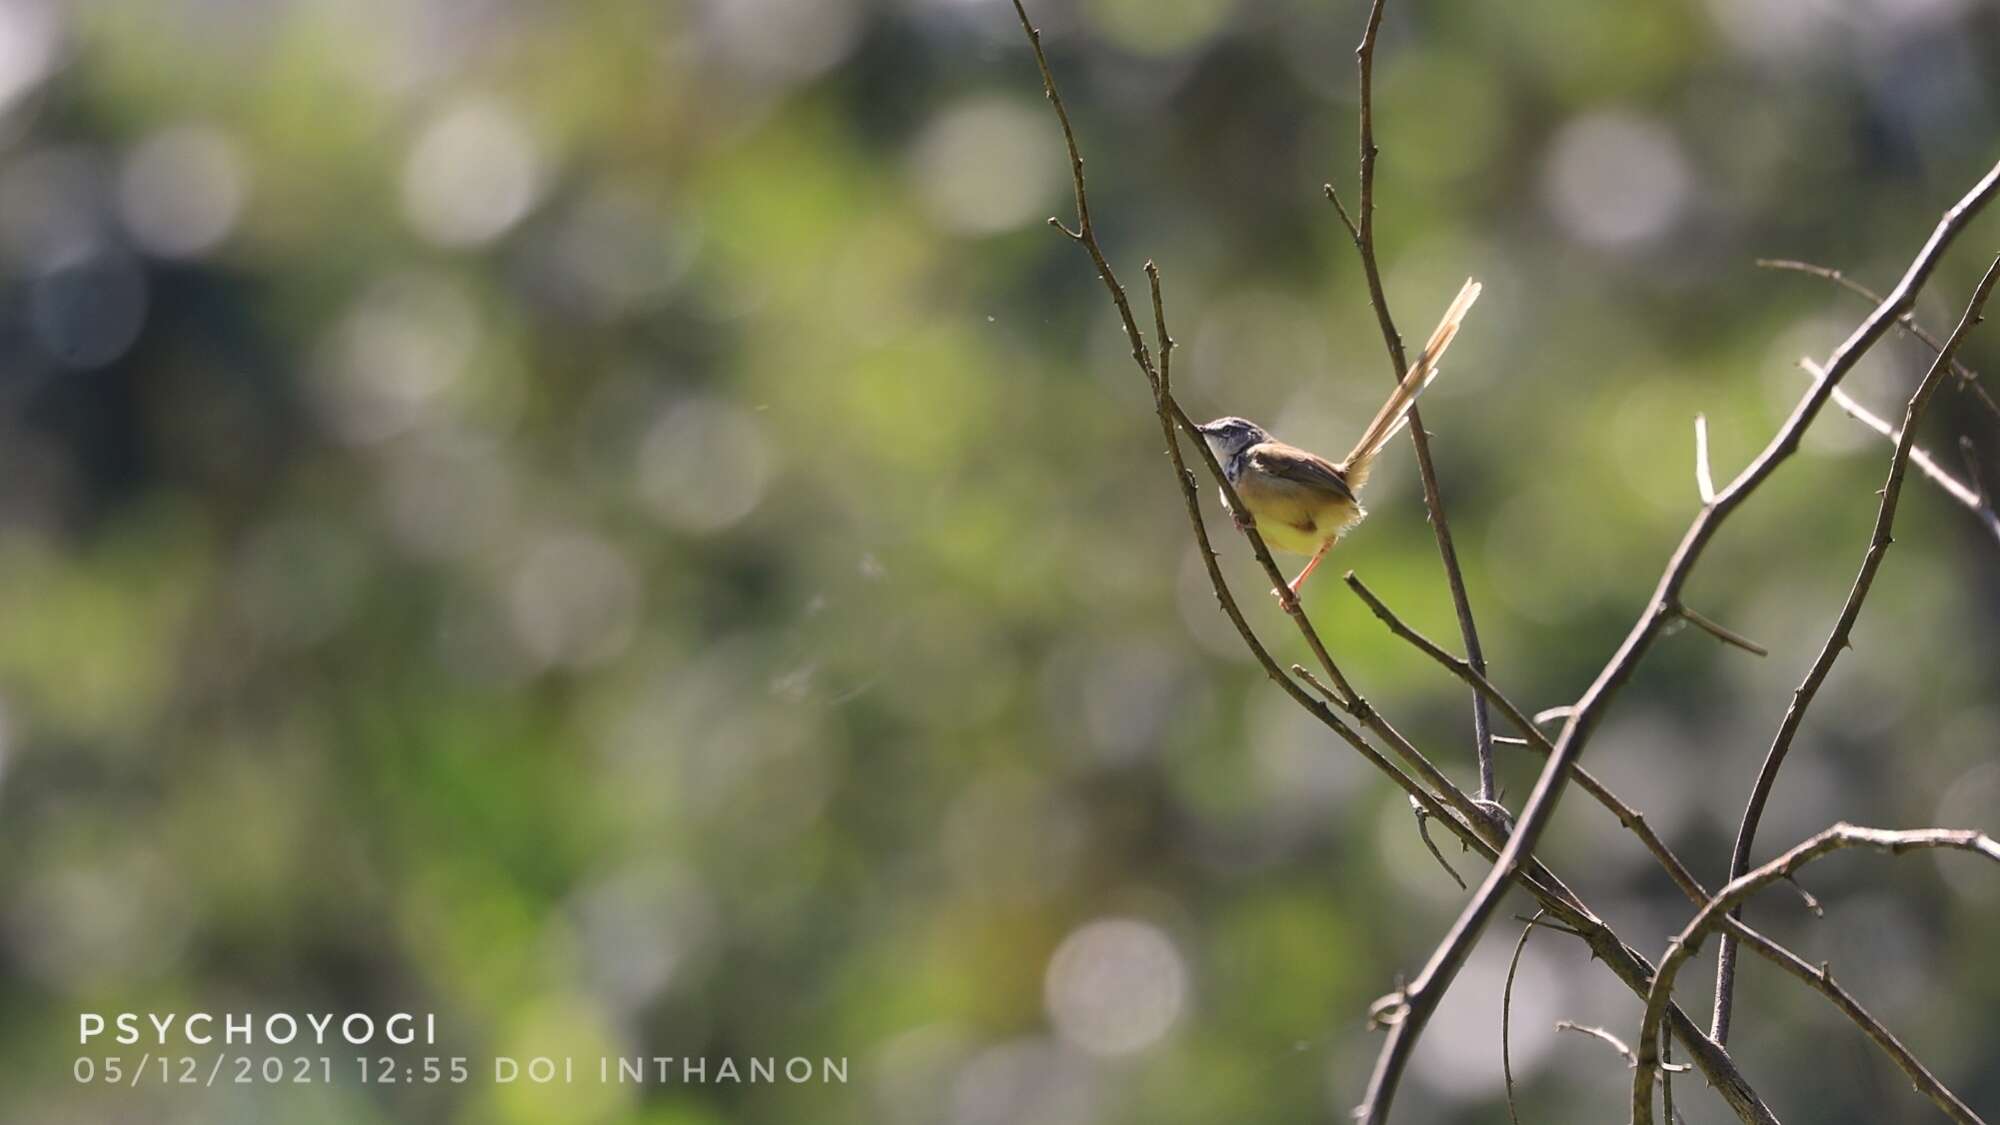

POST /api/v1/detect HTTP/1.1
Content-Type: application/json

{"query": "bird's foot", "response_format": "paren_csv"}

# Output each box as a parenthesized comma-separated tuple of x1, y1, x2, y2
(1271, 584, 1301, 613)
(1231, 508, 1256, 534)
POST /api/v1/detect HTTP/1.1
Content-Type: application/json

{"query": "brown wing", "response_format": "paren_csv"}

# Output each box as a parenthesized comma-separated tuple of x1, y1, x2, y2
(1247, 441, 1356, 504)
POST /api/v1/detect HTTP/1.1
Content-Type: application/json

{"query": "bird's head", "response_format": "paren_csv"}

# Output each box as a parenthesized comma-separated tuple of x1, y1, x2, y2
(1196, 416, 1270, 461)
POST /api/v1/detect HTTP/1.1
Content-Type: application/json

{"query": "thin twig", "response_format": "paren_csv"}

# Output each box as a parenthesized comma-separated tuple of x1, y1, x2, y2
(1673, 604, 1770, 658)
(1501, 912, 1545, 1125)
(1344, 575, 1802, 1121)
(1411, 796, 1467, 890)
(1351, 566, 1988, 1123)
(1555, 1021, 1640, 1068)
(1758, 257, 2000, 422)
(1322, 182, 1361, 243)
(1783, 876, 1824, 918)
(1348, 572, 1708, 900)
(1636, 825, 2000, 1124)
(1012, 5, 1512, 917)
(1009, 2, 1154, 388)
(1335, 0, 1498, 810)
(1713, 254, 2000, 1047)
(1363, 159, 2000, 1125)
(1011, 9, 1783, 1121)
(1010, 0, 1363, 716)
(1695, 414, 1718, 504)
(1018, 0, 1495, 868)
(1809, 367, 2000, 541)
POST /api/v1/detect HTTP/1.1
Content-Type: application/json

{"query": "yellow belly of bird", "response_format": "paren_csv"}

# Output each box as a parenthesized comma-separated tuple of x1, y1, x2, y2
(1229, 480, 1364, 555)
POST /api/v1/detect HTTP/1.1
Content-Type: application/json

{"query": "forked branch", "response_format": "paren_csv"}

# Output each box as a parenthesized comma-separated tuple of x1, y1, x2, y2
(1636, 825, 2000, 1124)
(1361, 160, 2000, 1125)
(1349, 571, 1991, 1124)
(1711, 253, 2000, 1046)
(1337, 0, 1499, 808)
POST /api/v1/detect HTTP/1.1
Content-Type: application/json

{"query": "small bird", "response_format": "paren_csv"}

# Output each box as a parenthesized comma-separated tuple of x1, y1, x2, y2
(1197, 278, 1482, 605)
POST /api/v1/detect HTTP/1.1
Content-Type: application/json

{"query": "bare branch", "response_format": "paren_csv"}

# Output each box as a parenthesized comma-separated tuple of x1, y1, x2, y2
(1322, 182, 1360, 243)
(1807, 366, 2000, 542)
(1008, 2, 1159, 390)
(1364, 160, 2000, 1125)
(1555, 1021, 1642, 1069)
(1501, 913, 1545, 1125)
(1637, 825, 2000, 1124)
(1673, 604, 1769, 658)
(1411, 795, 1468, 891)
(1010, 0, 1372, 719)
(1335, 0, 1498, 812)
(1759, 257, 2000, 422)
(1714, 254, 2000, 1046)
(1015, 0, 1517, 872)
(1008, 9, 1808, 1123)
(1009, 10, 1540, 944)
(1342, 574, 1788, 1122)
(1347, 571, 1709, 902)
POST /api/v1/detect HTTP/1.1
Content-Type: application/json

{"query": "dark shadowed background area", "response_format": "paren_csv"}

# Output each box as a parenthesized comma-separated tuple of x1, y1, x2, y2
(1, 0, 1997, 1122)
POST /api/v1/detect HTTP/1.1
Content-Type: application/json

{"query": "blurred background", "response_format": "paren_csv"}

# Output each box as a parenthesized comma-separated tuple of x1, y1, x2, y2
(0, 0, 1997, 1122)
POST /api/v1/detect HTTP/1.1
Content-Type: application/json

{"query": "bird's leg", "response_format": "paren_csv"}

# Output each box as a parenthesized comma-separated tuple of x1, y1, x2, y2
(1286, 540, 1333, 594)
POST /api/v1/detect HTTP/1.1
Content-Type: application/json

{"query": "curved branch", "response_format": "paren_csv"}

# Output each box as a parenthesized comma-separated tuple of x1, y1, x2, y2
(1347, 570, 1992, 1125)
(1757, 257, 2000, 423)
(1340, 0, 1498, 808)
(1010, 7, 1778, 1121)
(1501, 913, 1546, 1125)
(1812, 370, 2000, 544)
(1364, 159, 2000, 1125)
(1636, 825, 2000, 1124)
(1713, 254, 2000, 1045)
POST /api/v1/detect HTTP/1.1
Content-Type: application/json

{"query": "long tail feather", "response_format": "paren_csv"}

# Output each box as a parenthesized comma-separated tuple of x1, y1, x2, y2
(1341, 277, 1482, 491)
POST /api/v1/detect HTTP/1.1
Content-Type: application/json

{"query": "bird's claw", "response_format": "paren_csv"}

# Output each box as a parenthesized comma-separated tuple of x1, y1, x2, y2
(1272, 585, 1300, 613)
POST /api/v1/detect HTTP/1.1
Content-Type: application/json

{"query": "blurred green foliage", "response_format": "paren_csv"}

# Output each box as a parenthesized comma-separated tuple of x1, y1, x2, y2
(0, 1, 1997, 1122)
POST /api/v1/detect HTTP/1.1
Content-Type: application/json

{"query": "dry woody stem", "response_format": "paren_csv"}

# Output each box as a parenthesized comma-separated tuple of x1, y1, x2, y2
(1636, 826, 2000, 1125)
(1008, 0, 2000, 1121)
(1711, 253, 2000, 1048)
(1362, 157, 2000, 1125)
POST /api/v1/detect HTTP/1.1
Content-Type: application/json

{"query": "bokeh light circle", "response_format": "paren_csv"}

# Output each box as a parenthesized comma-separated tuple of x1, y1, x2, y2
(1043, 917, 1188, 1056)
(637, 397, 778, 534)
(402, 98, 543, 248)
(117, 122, 248, 259)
